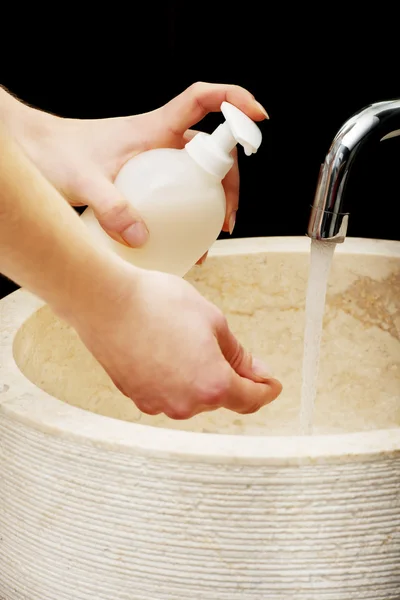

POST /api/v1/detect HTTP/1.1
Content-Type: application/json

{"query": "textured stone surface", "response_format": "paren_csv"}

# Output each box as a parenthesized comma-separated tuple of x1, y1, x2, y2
(0, 236, 399, 599)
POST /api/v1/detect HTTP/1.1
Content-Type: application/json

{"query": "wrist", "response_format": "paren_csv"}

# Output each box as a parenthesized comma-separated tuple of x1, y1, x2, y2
(51, 247, 141, 333)
(0, 113, 141, 334)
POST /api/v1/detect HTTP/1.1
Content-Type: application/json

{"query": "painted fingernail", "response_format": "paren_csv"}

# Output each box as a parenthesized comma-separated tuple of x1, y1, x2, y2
(252, 357, 274, 379)
(121, 222, 149, 247)
(255, 101, 269, 119)
(229, 211, 236, 235)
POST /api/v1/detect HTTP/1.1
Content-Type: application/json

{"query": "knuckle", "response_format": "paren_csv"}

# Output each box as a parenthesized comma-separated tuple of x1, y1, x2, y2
(229, 343, 246, 372)
(135, 399, 162, 416)
(238, 403, 262, 415)
(164, 405, 194, 420)
(72, 173, 97, 199)
(190, 81, 207, 96)
(97, 200, 141, 233)
(97, 198, 128, 222)
(194, 373, 230, 407)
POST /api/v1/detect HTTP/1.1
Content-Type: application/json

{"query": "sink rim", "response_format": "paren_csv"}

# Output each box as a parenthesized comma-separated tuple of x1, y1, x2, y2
(1, 235, 399, 465)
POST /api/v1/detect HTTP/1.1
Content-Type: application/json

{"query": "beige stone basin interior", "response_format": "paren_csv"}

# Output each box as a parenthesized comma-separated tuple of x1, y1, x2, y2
(11, 237, 400, 437)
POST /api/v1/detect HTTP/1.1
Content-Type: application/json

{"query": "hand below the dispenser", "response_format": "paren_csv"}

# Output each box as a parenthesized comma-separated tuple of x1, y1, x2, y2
(0, 82, 269, 262)
(71, 264, 282, 419)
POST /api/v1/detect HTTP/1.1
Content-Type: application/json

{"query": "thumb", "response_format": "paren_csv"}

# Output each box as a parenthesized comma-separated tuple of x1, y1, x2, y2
(82, 176, 149, 248)
(216, 317, 274, 383)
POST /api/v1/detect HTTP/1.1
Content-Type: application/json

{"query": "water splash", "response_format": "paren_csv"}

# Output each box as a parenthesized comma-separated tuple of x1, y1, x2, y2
(299, 239, 336, 435)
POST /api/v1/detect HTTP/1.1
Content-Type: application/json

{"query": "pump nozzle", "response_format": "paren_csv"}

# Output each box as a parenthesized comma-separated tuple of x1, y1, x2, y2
(185, 101, 263, 179)
(219, 101, 262, 155)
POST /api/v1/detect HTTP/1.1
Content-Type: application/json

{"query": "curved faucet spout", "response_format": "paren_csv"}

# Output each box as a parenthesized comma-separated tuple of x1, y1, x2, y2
(307, 99, 400, 243)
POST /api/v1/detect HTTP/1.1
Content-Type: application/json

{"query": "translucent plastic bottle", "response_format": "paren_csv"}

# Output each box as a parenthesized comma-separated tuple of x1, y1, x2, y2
(80, 102, 262, 277)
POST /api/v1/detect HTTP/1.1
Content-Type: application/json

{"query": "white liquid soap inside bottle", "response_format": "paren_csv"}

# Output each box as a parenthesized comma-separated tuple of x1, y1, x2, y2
(80, 101, 262, 277)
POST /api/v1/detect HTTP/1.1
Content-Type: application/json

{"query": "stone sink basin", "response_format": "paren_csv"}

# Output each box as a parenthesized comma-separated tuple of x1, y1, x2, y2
(0, 236, 399, 599)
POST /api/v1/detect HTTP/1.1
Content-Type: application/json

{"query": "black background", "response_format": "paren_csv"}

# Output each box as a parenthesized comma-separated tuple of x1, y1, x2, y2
(1, 5, 399, 298)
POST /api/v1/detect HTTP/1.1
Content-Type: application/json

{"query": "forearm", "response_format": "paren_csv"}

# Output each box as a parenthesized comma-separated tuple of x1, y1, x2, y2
(0, 86, 60, 168)
(0, 121, 131, 324)
(0, 86, 40, 137)
(0, 86, 27, 119)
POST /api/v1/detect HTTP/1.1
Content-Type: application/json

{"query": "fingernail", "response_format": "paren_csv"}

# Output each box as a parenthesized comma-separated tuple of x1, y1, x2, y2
(255, 101, 269, 119)
(252, 357, 274, 379)
(121, 222, 149, 247)
(229, 211, 236, 235)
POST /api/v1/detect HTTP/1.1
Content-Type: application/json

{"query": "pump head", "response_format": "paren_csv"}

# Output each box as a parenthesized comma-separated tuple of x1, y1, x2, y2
(185, 101, 262, 179)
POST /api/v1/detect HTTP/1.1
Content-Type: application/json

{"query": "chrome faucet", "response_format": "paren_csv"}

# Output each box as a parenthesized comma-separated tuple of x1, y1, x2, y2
(307, 99, 400, 243)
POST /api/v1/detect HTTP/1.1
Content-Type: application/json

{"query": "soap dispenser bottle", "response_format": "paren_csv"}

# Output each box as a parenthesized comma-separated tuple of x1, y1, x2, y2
(80, 101, 262, 277)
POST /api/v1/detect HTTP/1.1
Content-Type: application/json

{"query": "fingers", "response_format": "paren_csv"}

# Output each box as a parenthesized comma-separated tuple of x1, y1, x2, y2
(215, 313, 282, 414)
(224, 371, 283, 414)
(162, 82, 269, 139)
(216, 315, 273, 381)
(134, 400, 163, 416)
(78, 174, 149, 247)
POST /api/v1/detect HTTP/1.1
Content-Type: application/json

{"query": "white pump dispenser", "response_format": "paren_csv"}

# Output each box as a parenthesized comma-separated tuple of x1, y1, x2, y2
(80, 102, 262, 277)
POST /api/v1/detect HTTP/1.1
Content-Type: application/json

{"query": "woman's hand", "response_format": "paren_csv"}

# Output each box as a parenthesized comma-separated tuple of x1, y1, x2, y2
(2, 82, 268, 252)
(72, 264, 282, 419)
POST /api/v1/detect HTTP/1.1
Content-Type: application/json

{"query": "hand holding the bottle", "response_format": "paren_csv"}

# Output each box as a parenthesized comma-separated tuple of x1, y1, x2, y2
(2, 83, 268, 254)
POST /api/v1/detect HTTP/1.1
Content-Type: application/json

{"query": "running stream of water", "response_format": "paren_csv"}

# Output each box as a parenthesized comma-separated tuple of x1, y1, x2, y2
(299, 239, 336, 435)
